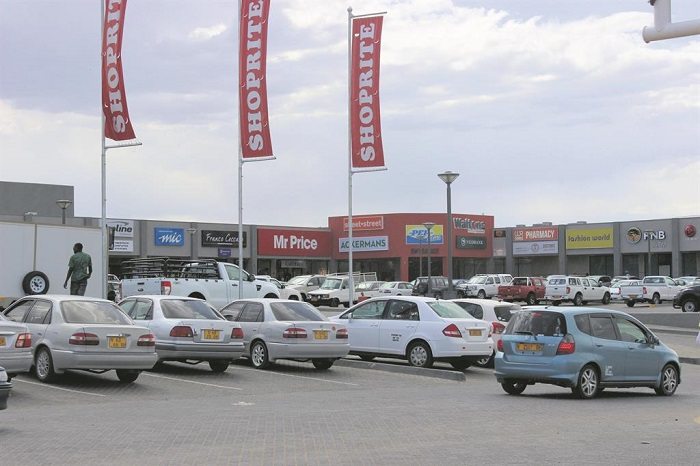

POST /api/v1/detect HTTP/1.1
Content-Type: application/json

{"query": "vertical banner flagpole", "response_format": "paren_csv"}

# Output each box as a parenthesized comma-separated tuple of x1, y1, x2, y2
(101, 0, 107, 299)
(238, 0, 243, 293)
(347, 6, 354, 305)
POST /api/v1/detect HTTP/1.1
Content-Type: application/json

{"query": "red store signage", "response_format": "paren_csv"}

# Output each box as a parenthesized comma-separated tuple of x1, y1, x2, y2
(257, 229, 331, 257)
(343, 215, 384, 232)
(513, 227, 559, 242)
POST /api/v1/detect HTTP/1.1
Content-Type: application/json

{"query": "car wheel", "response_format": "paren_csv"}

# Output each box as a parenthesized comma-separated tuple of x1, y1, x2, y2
(35, 347, 57, 383)
(602, 293, 611, 305)
(651, 293, 661, 305)
(312, 359, 334, 370)
(551, 301, 561, 306)
(116, 369, 140, 383)
(655, 364, 679, 396)
(501, 380, 527, 395)
(359, 355, 375, 362)
(681, 299, 697, 313)
(22, 271, 50, 295)
(526, 293, 537, 305)
(450, 359, 471, 371)
(474, 352, 494, 368)
(208, 360, 230, 373)
(250, 340, 270, 369)
(572, 364, 600, 399)
(626, 300, 635, 308)
(407, 341, 434, 368)
(330, 298, 339, 308)
(477, 290, 486, 299)
(573, 293, 583, 306)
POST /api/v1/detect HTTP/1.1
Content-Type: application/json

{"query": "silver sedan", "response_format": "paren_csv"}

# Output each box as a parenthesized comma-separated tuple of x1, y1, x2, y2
(0, 313, 33, 379)
(2, 295, 158, 383)
(220, 299, 350, 370)
(119, 295, 245, 372)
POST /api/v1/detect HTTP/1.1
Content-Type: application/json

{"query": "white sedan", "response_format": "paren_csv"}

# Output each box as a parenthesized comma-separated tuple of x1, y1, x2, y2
(220, 299, 349, 370)
(119, 295, 245, 372)
(329, 296, 493, 370)
(2, 295, 157, 383)
(377, 281, 413, 296)
(451, 298, 521, 368)
(0, 313, 33, 379)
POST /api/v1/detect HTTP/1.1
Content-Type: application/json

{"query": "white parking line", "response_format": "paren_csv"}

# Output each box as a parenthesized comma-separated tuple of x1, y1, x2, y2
(235, 367, 359, 386)
(142, 372, 243, 390)
(14, 378, 107, 397)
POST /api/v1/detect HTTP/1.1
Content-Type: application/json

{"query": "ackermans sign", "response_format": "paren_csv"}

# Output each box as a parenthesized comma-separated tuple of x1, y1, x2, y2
(257, 228, 331, 257)
(339, 236, 389, 253)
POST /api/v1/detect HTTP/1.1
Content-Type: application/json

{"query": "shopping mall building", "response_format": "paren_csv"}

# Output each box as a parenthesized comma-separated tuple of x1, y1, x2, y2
(2, 181, 699, 281)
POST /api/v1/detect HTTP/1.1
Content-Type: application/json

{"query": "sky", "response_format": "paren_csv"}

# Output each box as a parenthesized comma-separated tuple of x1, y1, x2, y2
(1, 0, 698, 229)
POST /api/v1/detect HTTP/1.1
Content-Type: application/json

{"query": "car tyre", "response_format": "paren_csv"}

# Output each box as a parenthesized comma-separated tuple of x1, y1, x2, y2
(651, 293, 661, 305)
(526, 293, 537, 305)
(572, 364, 600, 399)
(407, 341, 434, 368)
(208, 360, 230, 373)
(34, 347, 57, 383)
(250, 340, 270, 369)
(477, 290, 486, 299)
(681, 298, 697, 313)
(474, 352, 494, 368)
(501, 380, 527, 395)
(626, 301, 635, 308)
(22, 271, 50, 295)
(573, 293, 583, 306)
(655, 364, 679, 396)
(451, 359, 472, 370)
(551, 301, 561, 306)
(116, 369, 140, 383)
(330, 298, 339, 308)
(359, 355, 375, 362)
(602, 293, 611, 305)
(312, 359, 334, 370)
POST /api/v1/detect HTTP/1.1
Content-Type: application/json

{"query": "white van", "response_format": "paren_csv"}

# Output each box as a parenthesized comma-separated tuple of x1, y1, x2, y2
(308, 272, 378, 308)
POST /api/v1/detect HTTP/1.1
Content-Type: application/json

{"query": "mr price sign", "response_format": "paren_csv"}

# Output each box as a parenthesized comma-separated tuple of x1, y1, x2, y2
(257, 228, 331, 257)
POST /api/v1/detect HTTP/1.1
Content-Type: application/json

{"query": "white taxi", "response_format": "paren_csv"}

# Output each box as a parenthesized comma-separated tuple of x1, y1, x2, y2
(329, 296, 493, 370)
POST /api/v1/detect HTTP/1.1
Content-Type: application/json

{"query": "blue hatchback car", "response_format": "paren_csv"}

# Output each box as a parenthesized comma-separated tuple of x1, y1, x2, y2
(494, 307, 680, 399)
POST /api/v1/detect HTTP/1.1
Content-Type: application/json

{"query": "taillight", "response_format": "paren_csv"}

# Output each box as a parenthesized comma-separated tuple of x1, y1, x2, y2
(161, 280, 172, 295)
(69, 332, 99, 345)
(442, 323, 462, 338)
(497, 339, 504, 352)
(231, 327, 244, 339)
(336, 328, 348, 339)
(643, 286, 647, 295)
(169, 326, 193, 338)
(556, 334, 576, 355)
(283, 326, 307, 339)
(491, 322, 506, 334)
(15, 332, 32, 348)
(137, 333, 156, 347)
(566, 286, 571, 294)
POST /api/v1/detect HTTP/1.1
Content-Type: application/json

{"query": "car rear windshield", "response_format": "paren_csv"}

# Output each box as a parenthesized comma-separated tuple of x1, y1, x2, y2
(494, 305, 518, 322)
(505, 311, 567, 337)
(428, 301, 475, 319)
(287, 276, 310, 285)
(270, 302, 326, 321)
(548, 278, 566, 285)
(160, 300, 222, 320)
(61, 301, 133, 324)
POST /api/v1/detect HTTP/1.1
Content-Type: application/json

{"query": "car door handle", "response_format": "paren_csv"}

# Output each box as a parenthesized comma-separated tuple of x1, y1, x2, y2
(406, 325, 416, 329)
(232, 283, 238, 287)
(595, 344, 604, 347)
(370, 324, 379, 327)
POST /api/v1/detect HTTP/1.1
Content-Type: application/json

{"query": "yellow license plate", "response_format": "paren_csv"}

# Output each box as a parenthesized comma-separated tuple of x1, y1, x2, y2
(0, 336, 5, 346)
(203, 329, 221, 340)
(517, 342, 543, 352)
(313, 330, 329, 340)
(108, 336, 127, 349)
(469, 329, 482, 336)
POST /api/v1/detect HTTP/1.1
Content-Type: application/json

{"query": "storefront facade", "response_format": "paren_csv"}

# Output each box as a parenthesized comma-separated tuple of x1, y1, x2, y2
(255, 227, 331, 281)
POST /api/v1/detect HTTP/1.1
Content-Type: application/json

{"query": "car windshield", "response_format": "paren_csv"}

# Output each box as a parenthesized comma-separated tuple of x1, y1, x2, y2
(505, 311, 567, 336)
(379, 282, 395, 289)
(494, 305, 519, 322)
(61, 301, 133, 324)
(549, 278, 566, 285)
(287, 276, 310, 285)
(428, 301, 476, 319)
(160, 300, 222, 320)
(468, 276, 486, 284)
(511, 278, 528, 286)
(320, 278, 342, 290)
(270, 302, 326, 321)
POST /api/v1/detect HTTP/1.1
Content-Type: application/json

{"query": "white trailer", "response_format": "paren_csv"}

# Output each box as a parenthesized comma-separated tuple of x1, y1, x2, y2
(0, 222, 103, 307)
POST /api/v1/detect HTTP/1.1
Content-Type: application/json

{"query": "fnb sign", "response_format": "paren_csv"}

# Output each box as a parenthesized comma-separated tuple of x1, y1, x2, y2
(343, 215, 384, 231)
(257, 228, 331, 257)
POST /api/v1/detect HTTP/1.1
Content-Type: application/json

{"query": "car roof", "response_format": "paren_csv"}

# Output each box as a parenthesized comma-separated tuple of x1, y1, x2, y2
(15, 295, 113, 304)
(516, 305, 639, 318)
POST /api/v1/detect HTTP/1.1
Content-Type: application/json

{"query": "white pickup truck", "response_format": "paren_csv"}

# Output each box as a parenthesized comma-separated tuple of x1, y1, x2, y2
(619, 276, 681, 307)
(307, 272, 378, 308)
(120, 258, 279, 309)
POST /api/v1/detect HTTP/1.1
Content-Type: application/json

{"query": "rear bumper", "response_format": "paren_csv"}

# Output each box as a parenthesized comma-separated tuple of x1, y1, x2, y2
(431, 339, 493, 358)
(0, 382, 11, 410)
(494, 353, 579, 387)
(0, 352, 33, 376)
(267, 342, 350, 361)
(156, 342, 245, 361)
(51, 349, 158, 372)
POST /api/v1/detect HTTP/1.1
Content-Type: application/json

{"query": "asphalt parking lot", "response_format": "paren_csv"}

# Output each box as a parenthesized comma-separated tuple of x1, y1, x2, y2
(3, 352, 700, 465)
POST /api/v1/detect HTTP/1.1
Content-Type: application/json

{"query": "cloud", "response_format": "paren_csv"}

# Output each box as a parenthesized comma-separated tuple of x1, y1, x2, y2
(188, 23, 227, 41)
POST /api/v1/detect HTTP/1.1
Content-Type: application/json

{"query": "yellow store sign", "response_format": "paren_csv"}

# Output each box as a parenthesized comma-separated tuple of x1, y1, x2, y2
(566, 227, 614, 249)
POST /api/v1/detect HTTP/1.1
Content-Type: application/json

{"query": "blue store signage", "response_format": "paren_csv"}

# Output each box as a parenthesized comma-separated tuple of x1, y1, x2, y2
(155, 227, 185, 246)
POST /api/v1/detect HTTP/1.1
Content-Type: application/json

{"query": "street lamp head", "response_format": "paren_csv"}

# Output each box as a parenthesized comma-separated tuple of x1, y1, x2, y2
(422, 222, 436, 231)
(438, 171, 460, 185)
(56, 199, 73, 210)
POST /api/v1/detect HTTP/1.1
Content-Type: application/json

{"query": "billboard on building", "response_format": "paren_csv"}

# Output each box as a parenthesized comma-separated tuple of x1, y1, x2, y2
(405, 224, 444, 245)
(566, 227, 613, 249)
(257, 228, 331, 257)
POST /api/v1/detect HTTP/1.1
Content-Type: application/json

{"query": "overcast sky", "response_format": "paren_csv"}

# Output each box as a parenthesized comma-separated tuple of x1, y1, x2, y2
(1, 0, 698, 229)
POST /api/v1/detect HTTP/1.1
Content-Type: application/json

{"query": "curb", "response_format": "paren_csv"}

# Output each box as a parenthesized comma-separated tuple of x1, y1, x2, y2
(648, 327, 699, 337)
(335, 358, 466, 382)
(680, 357, 700, 366)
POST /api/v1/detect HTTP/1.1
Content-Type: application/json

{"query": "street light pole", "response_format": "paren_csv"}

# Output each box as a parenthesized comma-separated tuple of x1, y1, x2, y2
(423, 222, 435, 296)
(644, 230, 653, 276)
(56, 199, 73, 225)
(419, 234, 423, 277)
(438, 171, 459, 298)
(187, 228, 197, 260)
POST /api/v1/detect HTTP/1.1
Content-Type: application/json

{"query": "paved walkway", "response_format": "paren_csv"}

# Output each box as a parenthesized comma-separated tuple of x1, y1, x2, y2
(648, 324, 700, 365)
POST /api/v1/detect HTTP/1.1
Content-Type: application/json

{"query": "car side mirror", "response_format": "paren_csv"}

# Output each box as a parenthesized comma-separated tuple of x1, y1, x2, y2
(307, 282, 313, 286)
(647, 335, 660, 345)
(248, 275, 256, 282)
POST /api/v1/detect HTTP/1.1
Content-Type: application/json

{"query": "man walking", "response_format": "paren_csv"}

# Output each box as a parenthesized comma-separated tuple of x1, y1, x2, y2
(64, 243, 93, 296)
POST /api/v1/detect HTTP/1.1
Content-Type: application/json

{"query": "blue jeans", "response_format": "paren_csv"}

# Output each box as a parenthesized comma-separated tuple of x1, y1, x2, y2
(70, 280, 88, 296)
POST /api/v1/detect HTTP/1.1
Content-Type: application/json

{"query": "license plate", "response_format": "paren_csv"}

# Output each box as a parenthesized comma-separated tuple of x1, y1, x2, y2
(0, 336, 5, 346)
(517, 342, 543, 352)
(552, 295, 561, 299)
(108, 336, 127, 349)
(313, 330, 329, 340)
(203, 329, 221, 340)
(469, 329, 482, 336)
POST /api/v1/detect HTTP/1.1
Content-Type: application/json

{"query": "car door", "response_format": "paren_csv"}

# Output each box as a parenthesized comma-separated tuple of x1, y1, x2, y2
(3, 300, 34, 324)
(613, 317, 660, 382)
(23, 299, 52, 348)
(379, 300, 419, 355)
(341, 300, 386, 352)
(663, 278, 678, 300)
(589, 314, 627, 382)
(236, 302, 264, 353)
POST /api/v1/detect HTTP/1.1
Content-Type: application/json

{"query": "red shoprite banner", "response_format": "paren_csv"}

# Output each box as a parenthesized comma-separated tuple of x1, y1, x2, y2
(350, 16, 385, 171)
(239, 0, 273, 159)
(101, 0, 136, 141)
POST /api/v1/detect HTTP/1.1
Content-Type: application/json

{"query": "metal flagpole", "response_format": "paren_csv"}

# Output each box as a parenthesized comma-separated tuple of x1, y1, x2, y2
(347, 6, 354, 306)
(238, 0, 244, 294)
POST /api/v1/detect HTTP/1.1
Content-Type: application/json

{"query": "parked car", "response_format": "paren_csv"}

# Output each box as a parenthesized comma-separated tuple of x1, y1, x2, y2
(118, 296, 245, 372)
(2, 295, 158, 383)
(674, 276, 698, 287)
(0, 313, 33, 379)
(329, 296, 493, 370)
(355, 281, 386, 302)
(412, 276, 450, 298)
(307, 273, 378, 308)
(220, 299, 349, 370)
(609, 280, 641, 302)
(619, 276, 681, 307)
(255, 275, 303, 301)
(610, 275, 640, 286)
(107, 273, 122, 302)
(496, 277, 546, 305)
(0, 367, 10, 410)
(494, 307, 680, 399)
(544, 276, 611, 306)
(456, 274, 511, 299)
(672, 284, 700, 313)
(377, 281, 413, 296)
(285, 274, 326, 302)
(451, 298, 521, 368)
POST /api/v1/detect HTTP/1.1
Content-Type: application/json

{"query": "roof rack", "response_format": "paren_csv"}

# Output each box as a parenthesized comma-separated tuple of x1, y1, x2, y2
(121, 257, 222, 279)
